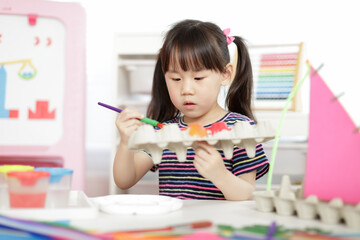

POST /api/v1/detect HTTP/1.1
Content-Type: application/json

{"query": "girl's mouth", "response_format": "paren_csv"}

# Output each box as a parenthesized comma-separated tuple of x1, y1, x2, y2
(184, 101, 195, 105)
(184, 102, 196, 110)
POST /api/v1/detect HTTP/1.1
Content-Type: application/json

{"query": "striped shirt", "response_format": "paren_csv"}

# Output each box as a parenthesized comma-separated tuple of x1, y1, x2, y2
(149, 112, 269, 200)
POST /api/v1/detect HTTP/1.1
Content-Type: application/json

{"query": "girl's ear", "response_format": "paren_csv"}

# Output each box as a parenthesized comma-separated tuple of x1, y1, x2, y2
(221, 63, 234, 86)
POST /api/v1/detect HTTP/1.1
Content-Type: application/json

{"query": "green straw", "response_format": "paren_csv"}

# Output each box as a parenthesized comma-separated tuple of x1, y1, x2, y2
(266, 62, 311, 191)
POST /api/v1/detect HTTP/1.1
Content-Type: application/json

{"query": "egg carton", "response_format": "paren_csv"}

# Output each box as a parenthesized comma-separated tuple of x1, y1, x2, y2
(253, 175, 360, 229)
(128, 121, 276, 164)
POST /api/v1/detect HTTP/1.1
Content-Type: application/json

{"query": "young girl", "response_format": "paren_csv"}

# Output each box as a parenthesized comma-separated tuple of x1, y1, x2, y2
(114, 19, 269, 200)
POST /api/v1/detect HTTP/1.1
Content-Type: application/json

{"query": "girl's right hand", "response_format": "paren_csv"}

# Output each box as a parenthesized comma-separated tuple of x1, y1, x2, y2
(115, 108, 144, 146)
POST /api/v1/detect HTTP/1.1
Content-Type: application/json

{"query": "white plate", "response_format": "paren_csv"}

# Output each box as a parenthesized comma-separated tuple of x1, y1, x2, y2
(92, 194, 183, 215)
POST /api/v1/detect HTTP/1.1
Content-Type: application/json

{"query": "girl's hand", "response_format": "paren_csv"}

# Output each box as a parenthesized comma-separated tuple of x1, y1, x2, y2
(193, 141, 228, 183)
(115, 108, 144, 146)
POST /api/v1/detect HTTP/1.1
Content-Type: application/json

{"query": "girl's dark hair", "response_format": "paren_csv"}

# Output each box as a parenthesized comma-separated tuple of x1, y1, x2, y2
(147, 19, 255, 122)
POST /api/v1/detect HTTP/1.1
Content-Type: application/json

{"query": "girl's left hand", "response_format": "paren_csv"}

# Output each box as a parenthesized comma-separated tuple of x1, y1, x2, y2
(193, 141, 228, 182)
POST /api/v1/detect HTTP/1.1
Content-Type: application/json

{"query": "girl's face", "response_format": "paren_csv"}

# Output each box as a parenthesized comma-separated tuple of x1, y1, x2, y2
(164, 64, 232, 125)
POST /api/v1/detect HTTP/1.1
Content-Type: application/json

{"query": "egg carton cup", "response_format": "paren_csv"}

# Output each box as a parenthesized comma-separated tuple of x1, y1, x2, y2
(128, 121, 276, 164)
(253, 175, 360, 229)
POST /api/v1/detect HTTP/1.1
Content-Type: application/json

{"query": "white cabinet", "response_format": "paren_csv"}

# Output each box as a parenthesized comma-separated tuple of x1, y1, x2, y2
(110, 33, 309, 194)
(113, 33, 162, 110)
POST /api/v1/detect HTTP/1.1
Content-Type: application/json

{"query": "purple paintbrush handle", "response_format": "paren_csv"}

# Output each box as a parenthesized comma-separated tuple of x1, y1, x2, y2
(98, 102, 123, 113)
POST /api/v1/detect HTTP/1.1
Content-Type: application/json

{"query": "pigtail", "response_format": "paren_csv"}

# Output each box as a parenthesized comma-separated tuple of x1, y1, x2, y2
(147, 57, 180, 122)
(226, 36, 256, 123)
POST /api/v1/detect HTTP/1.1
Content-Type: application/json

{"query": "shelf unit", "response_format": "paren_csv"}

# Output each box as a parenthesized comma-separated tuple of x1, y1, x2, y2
(110, 33, 309, 194)
(110, 33, 162, 194)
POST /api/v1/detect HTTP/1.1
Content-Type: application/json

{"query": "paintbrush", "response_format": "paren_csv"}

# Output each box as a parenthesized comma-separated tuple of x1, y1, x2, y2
(98, 102, 164, 128)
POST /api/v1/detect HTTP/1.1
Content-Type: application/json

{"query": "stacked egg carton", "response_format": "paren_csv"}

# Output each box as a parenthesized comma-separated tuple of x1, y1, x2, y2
(128, 121, 276, 164)
(253, 175, 360, 229)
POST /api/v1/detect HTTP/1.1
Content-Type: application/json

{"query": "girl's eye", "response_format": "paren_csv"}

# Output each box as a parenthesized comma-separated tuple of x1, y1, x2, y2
(172, 78, 181, 81)
(194, 77, 204, 80)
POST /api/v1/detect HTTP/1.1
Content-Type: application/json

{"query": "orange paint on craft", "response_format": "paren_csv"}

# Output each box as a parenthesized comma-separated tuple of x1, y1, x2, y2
(188, 123, 208, 138)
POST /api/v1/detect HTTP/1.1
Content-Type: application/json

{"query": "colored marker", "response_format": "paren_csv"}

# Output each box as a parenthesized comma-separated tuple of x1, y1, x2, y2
(98, 102, 164, 128)
(102, 220, 212, 234)
(265, 222, 277, 240)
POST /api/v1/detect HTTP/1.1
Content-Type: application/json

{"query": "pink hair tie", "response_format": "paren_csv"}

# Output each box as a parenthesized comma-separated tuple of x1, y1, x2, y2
(222, 28, 235, 45)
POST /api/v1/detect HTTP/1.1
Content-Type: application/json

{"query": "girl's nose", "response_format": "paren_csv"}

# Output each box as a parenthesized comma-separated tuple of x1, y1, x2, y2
(181, 79, 195, 95)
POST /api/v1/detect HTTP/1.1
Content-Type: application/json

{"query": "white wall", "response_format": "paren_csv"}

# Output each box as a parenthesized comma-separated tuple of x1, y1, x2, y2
(55, 0, 360, 151)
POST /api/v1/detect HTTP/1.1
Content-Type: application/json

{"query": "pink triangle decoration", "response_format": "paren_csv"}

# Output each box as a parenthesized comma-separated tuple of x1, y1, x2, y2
(304, 65, 360, 204)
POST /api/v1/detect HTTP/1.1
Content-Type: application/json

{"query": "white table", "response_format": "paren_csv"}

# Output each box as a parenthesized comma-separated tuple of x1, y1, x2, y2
(70, 198, 356, 234)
